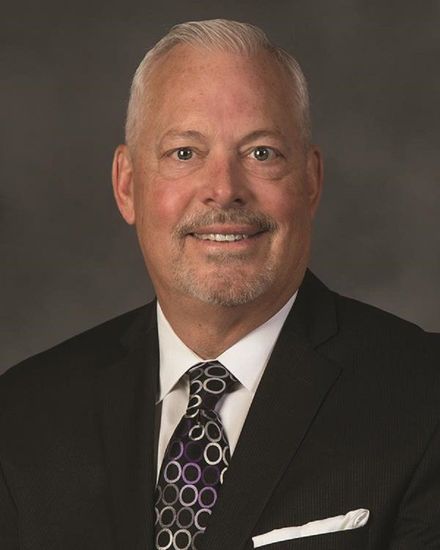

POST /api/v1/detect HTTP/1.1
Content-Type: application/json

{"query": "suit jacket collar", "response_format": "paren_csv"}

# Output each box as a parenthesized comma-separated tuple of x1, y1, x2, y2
(288, 269, 339, 347)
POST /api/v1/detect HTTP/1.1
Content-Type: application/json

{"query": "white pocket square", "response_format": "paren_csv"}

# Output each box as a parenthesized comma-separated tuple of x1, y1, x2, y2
(252, 508, 370, 547)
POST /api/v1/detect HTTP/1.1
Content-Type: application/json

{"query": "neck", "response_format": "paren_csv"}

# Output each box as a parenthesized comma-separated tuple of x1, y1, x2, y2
(157, 286, 299, 359)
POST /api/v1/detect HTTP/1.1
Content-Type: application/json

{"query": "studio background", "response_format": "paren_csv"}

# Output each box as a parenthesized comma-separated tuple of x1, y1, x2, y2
(2, 0, 439, 373)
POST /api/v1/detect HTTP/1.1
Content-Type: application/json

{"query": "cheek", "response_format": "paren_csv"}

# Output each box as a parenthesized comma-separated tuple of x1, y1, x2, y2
(262, 185, 310, 233)
(135, 175, 192, 231)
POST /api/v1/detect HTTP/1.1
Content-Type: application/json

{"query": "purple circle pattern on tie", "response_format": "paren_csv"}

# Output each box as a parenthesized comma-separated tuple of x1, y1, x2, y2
(155, 362, 237, 550)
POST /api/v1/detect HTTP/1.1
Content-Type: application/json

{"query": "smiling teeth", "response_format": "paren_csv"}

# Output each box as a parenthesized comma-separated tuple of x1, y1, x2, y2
(195, 233, 249, 242)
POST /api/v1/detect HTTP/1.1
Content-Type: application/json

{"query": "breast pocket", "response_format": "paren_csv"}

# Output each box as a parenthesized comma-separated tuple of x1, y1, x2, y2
(257, 525, 369, 549)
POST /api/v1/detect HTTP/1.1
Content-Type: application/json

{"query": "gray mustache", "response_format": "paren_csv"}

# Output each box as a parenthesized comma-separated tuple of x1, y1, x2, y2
(175, 209, 278, 237)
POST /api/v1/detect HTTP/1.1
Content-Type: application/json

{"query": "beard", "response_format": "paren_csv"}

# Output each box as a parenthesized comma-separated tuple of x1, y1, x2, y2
(170, 209, 279, 307)
(172, 264, 277, 307)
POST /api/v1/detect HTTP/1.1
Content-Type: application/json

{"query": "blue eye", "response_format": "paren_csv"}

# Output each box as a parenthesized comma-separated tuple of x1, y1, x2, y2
(176, 148, 193, 160)
(252, 147, 276, 161)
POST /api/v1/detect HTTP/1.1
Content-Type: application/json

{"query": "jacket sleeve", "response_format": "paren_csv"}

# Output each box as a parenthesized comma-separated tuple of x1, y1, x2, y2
(0, 458, 19, 549)
(389, 419, 440, 549)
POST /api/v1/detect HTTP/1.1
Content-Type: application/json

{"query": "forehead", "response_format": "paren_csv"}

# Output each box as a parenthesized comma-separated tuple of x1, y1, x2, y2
(149, 44, 287, 88)
(143, 44, 297, 137)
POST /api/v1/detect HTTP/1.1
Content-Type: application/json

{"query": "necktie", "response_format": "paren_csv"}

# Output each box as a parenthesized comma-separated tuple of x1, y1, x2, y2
(154, 361, 237, 550)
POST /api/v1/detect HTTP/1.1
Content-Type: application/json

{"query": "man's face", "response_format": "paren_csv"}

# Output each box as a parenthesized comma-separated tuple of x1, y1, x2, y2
(113, 45, 322, 309)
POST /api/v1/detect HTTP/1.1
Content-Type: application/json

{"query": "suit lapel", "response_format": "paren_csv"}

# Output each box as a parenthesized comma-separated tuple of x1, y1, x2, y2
(96, 304, 159, 550)
(199, 271, 342, 550)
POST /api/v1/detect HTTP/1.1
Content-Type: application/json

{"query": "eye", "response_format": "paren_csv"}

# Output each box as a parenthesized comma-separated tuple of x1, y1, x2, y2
(175, 147, 194, 161)
(251, 146, 278, 161)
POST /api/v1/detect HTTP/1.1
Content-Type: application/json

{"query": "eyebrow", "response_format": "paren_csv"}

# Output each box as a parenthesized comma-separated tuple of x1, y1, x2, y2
(159, 128, 287, 147)
(160, 129, 206, 143)
(237, 129, 287, 147)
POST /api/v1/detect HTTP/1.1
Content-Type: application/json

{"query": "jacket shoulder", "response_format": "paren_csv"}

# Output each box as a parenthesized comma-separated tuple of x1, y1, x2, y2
(335, 291, 425, 336)
(330, 291, 440, 379)
(0, 303, 154, 396)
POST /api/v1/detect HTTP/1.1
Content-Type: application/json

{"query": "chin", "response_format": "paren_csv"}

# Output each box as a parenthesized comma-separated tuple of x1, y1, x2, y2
(175, 268, 276, 307)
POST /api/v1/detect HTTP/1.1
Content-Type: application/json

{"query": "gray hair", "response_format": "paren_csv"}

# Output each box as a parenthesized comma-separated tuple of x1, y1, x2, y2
(125, 19, 311, 150)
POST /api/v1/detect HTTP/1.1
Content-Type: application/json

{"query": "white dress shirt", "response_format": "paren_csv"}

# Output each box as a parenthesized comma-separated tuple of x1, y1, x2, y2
(156, 292, 297, 477)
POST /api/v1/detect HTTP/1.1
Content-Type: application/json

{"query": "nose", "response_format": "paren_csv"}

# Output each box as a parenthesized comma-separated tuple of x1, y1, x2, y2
(198, 154, 250, 209)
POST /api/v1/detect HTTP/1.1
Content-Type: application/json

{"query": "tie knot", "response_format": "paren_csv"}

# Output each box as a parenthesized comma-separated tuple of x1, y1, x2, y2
(187, 361, 237, 413)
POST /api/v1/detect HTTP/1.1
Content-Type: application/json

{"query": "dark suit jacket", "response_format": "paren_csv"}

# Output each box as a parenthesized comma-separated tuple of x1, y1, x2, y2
(1, 271, 439, 549)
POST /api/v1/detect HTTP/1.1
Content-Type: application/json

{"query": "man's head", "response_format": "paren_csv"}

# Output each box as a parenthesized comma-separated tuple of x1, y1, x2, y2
(112, 19, 323, 313)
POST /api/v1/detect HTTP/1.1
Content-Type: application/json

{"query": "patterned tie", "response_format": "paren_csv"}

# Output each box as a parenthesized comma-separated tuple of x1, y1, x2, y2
(154, 361, 237, 550)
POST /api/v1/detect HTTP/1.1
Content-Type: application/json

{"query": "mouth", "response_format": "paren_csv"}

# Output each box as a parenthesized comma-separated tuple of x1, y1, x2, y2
(187, 225, 265, 244)
(191, 233, 252, 242)
(176, 211, 277, 246)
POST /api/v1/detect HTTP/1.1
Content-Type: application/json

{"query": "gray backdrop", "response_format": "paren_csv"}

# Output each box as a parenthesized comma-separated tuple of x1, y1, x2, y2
(2, 0, 439, 373)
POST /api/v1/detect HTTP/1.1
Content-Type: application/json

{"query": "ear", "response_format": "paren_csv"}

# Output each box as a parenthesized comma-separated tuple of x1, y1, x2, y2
(305, 146, 324, 218)
(112, 144, 136, 225)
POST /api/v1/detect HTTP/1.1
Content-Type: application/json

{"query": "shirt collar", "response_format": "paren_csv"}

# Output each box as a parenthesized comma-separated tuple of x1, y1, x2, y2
(156, 292, 297, 403)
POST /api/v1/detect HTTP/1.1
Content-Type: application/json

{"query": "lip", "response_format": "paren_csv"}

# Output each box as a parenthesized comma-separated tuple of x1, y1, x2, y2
(187, 231, 266, 249)
(188, 225, 263, 238)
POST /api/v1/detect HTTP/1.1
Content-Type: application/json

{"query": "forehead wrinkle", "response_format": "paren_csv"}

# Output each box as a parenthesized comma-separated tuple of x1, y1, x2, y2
(160, 129, 207, 144)
(237, 129, 288, 146)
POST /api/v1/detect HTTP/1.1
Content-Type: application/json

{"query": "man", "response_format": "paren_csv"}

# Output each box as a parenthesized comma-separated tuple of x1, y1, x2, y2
(0, 19, 439, 550)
